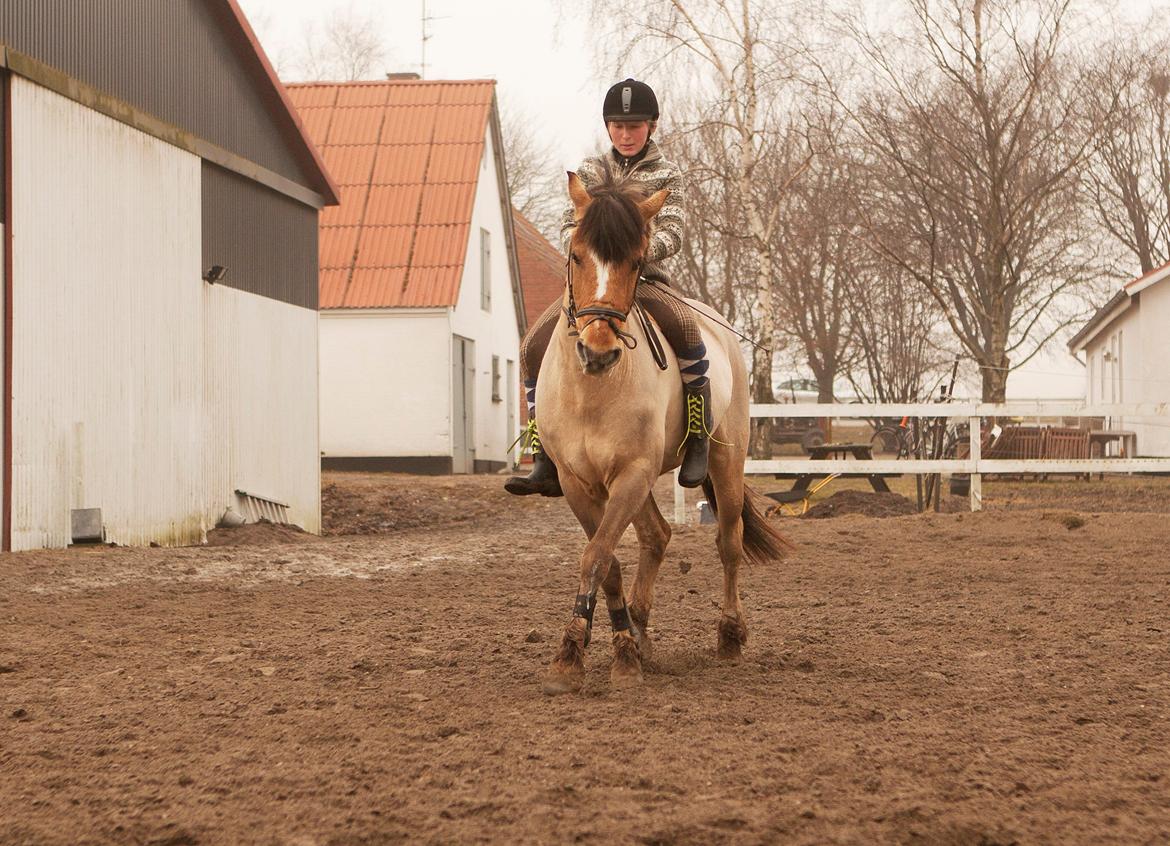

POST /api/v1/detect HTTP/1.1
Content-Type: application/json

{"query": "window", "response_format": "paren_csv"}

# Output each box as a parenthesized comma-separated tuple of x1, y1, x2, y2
(480, 228, 491, 311)
(491, 355, 502, 402)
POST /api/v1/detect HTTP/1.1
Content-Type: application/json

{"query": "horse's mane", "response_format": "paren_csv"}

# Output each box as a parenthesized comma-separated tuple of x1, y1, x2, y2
(576, 160, 648, 266)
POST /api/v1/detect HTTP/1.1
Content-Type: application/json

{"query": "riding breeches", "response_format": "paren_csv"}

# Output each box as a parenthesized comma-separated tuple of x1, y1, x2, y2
(519, 281, 704, 382)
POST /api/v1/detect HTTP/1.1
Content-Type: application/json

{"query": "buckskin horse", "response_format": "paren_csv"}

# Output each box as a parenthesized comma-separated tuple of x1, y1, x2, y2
(538, 167, 791, 695)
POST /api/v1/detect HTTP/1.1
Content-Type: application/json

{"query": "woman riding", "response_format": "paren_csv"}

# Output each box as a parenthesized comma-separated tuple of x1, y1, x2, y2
(505, 78, 712, 497)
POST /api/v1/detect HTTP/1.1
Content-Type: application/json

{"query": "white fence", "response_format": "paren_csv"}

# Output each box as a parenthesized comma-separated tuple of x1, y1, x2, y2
(674, 402, 1170, 522)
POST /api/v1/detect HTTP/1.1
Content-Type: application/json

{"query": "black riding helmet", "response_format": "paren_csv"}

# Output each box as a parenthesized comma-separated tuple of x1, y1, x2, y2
(602, 78, 659, 122)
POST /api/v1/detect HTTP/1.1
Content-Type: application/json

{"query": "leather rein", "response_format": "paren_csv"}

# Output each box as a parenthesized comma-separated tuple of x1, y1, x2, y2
(563, 256, 669, 370)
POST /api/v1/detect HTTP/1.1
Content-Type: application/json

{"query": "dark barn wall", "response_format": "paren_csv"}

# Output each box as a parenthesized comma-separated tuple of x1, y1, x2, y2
(202, 162, 318, 310)
(0, 0, 319, 194)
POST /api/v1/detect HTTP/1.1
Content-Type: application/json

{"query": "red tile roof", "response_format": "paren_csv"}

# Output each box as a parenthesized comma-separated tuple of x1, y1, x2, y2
(512, 209, 564, 327)
(286, 80, 498, 309)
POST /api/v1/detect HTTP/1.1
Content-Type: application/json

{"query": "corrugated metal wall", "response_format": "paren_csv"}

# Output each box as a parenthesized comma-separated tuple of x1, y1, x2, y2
(9, 77, 319, 548)
(0, 0, 317, 192)
(202, 162, 318, 309)
(204, 286, 320, 533)
(10, 76, 206, 548)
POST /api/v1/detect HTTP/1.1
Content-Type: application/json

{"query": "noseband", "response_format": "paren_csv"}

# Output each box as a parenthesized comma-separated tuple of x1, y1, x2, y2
(563, 255, 640, 350)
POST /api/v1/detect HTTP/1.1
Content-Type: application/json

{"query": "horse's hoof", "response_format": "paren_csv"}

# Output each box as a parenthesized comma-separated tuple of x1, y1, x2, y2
(541, 670, 583, 696)
(717, 615, 747, 662)
(610, 632, 643, 687)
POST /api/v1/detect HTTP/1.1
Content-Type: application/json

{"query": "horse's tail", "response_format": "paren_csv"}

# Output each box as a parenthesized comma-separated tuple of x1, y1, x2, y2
(701, 477, 793, 566)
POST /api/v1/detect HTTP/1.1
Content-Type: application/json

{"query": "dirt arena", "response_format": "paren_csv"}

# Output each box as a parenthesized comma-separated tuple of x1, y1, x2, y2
(3, 472, 1169, 845)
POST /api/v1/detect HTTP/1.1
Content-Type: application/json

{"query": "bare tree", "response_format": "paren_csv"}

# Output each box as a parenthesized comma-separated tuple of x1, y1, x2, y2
(570, 0, 810, 455)
(847, 260, 952, 404)
(287, 5, 389, 82)
(659, 118, 756, 329)
(1082, 35, 1170, 275)
(769, 108, 858, 404)
(841, 0, 1101, 402)
(499, 102, 566, 243)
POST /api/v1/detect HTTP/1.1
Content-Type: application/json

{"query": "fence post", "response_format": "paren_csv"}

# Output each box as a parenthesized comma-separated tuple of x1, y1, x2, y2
(969, 414, 983, 512)
(674, 468, 687, 524)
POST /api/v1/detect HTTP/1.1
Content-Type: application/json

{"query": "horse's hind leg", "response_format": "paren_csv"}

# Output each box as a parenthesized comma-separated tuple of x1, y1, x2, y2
(708, 449, 749, 661)
(626, 493, 671, 661)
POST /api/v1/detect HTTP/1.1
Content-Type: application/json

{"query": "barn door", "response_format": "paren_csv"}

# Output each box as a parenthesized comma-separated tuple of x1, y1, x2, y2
(452, 336, 475, 473)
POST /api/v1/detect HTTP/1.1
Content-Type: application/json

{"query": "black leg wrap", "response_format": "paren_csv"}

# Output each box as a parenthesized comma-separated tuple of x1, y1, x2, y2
(573, 592, 597, 648)
(609, 604, 632, 633)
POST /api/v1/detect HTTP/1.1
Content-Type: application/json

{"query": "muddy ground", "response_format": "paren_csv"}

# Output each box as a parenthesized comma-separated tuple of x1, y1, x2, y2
(2, 472, 1169, 845)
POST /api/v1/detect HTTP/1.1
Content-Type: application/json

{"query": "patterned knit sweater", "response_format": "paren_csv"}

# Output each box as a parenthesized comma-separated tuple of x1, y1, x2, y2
(559, 139, 687, 284)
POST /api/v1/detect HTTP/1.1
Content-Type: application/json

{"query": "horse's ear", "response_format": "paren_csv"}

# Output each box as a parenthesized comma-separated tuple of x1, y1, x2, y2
(639, 188, 670, 222)
(567, 171, 590, 213)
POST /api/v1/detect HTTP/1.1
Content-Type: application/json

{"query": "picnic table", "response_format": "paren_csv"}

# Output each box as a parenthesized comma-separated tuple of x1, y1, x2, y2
(775, 441, 896, 494)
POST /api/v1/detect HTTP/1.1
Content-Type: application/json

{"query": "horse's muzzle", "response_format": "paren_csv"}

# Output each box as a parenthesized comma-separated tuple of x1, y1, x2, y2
(576, 340, 621, 374)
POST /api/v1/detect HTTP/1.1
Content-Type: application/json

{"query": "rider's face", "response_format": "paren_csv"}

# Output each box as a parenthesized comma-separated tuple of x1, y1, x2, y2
(607, 120, 652, 157)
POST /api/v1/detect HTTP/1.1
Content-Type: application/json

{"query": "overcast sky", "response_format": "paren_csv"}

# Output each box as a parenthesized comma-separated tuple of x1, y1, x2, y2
(238, 0, 1170, 176)
(238, 0, 607, 170)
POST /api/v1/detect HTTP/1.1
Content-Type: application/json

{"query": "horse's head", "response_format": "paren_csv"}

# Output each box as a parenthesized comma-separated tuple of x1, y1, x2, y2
(566, 168, 668, 375)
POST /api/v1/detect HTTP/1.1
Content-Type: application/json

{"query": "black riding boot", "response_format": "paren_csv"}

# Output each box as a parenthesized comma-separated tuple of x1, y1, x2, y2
(678, 382, 712, 488)
(505, 420, 563, 497)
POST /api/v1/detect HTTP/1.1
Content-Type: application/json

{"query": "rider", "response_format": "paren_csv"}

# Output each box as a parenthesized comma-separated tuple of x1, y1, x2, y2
(505, 78, 713, 497)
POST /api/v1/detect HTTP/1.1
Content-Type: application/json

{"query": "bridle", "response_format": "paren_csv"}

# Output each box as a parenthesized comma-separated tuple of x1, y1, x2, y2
(562, 254, 641, 350)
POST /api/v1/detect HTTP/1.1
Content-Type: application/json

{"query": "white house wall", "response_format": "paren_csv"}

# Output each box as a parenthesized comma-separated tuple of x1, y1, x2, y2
(204, 286, 321, 533)
(1083, 294, 1168, 457)
(450, 122, 522, 469)
(1137, 284, 1170, 455)
(319, 310, 452, 458)
(9, 77, 320, 548)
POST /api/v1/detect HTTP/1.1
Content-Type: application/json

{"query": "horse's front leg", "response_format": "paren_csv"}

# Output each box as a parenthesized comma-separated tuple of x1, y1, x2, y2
(543, 467, 654, 695)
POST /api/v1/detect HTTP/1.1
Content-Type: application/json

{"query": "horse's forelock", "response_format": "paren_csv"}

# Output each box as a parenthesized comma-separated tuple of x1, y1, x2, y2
(576, 166, 647, 267)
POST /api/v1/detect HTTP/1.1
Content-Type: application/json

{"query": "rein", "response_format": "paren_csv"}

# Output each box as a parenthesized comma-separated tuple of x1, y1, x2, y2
(561, 256, 674, 372)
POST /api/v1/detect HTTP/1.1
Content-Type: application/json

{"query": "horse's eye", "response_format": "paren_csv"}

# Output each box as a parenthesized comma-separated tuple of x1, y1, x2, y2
(570, 253, 582, 266)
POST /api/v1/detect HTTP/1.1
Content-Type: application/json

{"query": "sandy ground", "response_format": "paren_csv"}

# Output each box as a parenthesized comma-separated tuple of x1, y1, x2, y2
(2, 471, 1169, 845)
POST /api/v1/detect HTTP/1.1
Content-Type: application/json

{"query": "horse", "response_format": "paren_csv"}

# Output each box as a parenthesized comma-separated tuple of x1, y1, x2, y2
(537, 167, 791, 695)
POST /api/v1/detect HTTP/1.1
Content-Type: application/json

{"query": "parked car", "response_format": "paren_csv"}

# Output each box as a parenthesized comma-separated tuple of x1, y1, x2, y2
(773, 377, 857, 403)
(774, 377, 820, 403)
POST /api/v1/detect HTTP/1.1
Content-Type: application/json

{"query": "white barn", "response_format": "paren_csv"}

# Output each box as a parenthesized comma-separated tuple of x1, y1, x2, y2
(0, 2, 338, 549)
(1068, 260, 1170, 457)
(288, 79, 525, 474)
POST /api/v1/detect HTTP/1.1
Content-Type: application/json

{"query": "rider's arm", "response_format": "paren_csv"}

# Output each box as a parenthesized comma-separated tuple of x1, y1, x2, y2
(645, 164, 686, 264)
